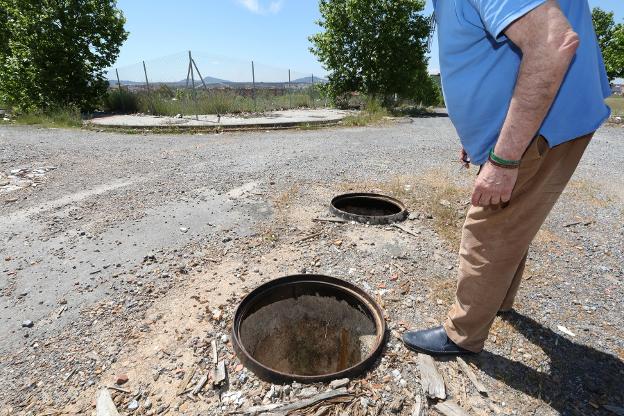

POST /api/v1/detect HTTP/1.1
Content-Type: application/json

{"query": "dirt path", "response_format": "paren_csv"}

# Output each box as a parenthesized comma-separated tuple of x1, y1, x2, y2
(1, 120, 622, 415)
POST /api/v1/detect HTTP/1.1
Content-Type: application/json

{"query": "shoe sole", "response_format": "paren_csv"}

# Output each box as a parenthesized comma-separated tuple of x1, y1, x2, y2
(403, 342, 478, 357)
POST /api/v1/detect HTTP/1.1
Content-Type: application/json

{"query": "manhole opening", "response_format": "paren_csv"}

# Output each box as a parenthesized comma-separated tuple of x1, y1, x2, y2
(330, 193, 407, 224)
(233, 276, 386, 383)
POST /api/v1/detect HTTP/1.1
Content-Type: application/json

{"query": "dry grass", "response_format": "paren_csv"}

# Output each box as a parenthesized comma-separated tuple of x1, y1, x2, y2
(606, 96, 624, 116)
(379, 172, 470, 247)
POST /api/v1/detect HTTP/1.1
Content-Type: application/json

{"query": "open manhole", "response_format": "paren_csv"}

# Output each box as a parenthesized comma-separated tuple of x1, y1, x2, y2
(330, 193, 408, 224)
(232, 275, 386, 383)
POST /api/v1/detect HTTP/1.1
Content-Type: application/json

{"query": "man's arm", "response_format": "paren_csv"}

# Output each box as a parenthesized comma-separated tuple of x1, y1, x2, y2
(471, 0, 580, 207)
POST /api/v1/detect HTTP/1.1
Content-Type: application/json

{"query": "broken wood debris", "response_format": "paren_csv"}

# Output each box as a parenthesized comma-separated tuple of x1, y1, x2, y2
(191, 374, 209, 395)
(417, 353, 446, 400)
(212, 339, 218, 364)
(313, 217, 347, 224)
(233, 387, 350, 415)
(456, 357, 488, 395)
(411, 394, 425, 416)
(213, 360, 227, 387)
(433, 400, 471, 416)
(294, 232, 323, 244)
(176, 366, 196, 396)
(106, 385, 130, 394)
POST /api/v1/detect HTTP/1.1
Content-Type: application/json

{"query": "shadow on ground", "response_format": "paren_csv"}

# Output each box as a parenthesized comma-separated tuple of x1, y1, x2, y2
(470, 312, 624, 416)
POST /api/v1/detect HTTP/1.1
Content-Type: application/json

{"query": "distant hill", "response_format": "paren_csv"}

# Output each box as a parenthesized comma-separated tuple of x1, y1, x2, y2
(292, 76, 327, 84)
(176, 76, 231, 85)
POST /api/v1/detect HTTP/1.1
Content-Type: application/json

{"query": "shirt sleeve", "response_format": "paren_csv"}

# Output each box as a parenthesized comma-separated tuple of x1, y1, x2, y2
(468, 0, 547, 40)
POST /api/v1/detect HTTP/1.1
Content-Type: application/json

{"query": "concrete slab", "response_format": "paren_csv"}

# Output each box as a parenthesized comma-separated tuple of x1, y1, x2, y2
(89, 108, 351, 130)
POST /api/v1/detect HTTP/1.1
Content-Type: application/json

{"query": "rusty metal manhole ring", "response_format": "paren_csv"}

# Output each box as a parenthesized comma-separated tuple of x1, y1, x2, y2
(232, 275, 387, 384)
(330, 193, 408, 224)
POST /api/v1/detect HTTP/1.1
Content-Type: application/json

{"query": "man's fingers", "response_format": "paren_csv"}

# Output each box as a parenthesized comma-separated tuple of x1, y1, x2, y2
(471, 188, 481, 206)
(479, 193, 492, 207)
(501, 191, 512, 203)
(490, 193, 502, 206)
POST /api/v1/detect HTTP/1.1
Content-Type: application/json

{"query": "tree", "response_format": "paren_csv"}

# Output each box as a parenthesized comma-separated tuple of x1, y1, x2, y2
(310, 0, 436, 107)
(0, 0, 128, 112)
(592, 7, 624, 82)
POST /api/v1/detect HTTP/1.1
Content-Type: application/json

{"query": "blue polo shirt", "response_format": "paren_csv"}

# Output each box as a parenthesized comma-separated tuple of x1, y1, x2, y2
(433, 0, 612, 165)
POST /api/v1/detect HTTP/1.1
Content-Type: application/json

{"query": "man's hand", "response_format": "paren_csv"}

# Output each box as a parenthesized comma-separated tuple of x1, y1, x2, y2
(471, 163, 518, 207)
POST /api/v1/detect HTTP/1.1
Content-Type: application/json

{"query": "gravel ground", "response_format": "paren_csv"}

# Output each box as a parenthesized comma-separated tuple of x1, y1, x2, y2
(0, 118, 622, 416)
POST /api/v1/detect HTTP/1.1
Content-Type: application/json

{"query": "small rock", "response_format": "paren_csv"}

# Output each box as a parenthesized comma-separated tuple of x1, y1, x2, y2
(180, 227, 189, 233)
(21, 320, 34, 328)
(221, 334, 229, 344)
(127, 399, 139, 410)
(115, 374, 129, 385)
(143, 399, 152, 410)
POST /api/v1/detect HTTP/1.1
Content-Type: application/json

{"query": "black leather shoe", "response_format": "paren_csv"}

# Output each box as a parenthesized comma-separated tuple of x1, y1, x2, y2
(402, 326, 477, 356)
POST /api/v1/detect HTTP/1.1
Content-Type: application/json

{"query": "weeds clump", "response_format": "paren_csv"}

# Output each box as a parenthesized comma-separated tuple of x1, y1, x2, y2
(606, 96, 623, 116)
(102, 86, 322, 116)
(341, 99, 389, 126)
(12, 106, 83, 128)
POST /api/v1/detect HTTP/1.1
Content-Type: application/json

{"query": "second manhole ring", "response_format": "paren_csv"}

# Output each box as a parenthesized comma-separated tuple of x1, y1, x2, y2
(232, 275, 386, 383)
(330, 193, 408, 224)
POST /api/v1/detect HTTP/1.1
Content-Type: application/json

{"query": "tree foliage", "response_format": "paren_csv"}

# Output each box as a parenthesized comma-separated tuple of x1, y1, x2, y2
(592, 7, 624, 82)
(0, 0, 128, 111)
(309, 0, 436, 107)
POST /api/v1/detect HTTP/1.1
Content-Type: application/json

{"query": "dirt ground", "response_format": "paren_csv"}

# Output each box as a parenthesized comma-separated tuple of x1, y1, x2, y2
(1, 118, 623, 416)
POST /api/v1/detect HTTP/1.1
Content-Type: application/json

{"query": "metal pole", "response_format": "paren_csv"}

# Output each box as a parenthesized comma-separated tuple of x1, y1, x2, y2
(251, 60, 256, 110)
(143, 61, 150, 92)
(185, 60, 192, 89)
(288, 69, 292, 109)
(115, 69, 122, 92)
(143, 61, 153, 114)
(311, 73, 315, 108)
(192, 59, 208, 90)
(189, 51, 198, 120)
(116, 68, 124, 113)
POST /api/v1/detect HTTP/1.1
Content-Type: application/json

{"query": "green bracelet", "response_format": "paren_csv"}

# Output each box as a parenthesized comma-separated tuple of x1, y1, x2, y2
(489, 149, 520, 166)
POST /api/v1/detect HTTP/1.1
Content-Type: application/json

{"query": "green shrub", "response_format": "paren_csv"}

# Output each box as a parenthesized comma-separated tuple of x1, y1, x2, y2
(103, 89, 140, 113)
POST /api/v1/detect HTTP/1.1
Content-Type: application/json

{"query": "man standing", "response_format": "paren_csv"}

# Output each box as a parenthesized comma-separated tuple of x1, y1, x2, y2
(403, 0, 612, 355)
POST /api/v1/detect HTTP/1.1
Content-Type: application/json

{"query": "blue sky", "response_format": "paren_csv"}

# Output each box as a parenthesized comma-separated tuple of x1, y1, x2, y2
(110, 0, 624, 79)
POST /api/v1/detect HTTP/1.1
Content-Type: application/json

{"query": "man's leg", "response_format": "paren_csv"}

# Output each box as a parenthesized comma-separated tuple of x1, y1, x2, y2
(500, 251, 528, 312)
(444, 134, 592, 352)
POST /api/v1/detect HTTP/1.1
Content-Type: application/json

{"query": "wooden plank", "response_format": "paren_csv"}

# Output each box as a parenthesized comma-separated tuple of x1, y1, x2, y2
(96, 389, 120, 416)
(418, 354, 446, 400)
(433, 401, 470, 416)
(456, 357, 488, 395)
(213, 361, 227, 387)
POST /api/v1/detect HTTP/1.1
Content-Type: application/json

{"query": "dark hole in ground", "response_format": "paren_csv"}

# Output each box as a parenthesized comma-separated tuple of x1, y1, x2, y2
(334, 197, 402, 216)
(238, 283, 378, 377)
(330, 193, 407, 224)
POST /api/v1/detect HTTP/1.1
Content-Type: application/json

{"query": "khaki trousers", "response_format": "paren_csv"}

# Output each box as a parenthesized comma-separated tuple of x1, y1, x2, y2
(444, 133, 593, 352)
